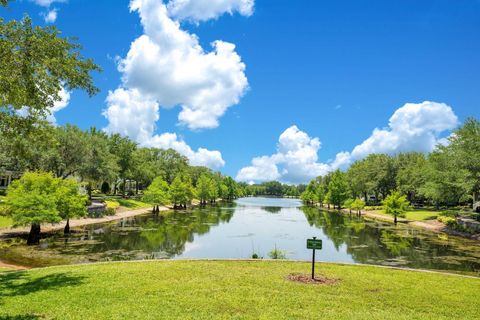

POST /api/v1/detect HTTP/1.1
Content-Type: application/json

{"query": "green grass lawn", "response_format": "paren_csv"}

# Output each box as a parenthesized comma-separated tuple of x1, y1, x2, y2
(376, 209, 439, 221)
(404, 210, 439, 221)
(116, 198, 151, 209)
(0, 261, 478, 320)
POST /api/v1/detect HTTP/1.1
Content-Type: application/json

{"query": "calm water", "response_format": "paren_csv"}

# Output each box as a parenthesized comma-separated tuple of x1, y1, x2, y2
(1, 197, 480, 274)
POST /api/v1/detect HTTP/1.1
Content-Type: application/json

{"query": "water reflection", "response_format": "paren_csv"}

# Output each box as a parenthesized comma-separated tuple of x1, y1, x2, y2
(0, 198, 479, 275)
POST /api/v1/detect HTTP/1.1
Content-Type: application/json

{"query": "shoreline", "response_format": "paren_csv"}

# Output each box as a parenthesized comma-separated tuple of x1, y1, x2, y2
(319, 204, 480, 240)
(0, 206, 168, 239)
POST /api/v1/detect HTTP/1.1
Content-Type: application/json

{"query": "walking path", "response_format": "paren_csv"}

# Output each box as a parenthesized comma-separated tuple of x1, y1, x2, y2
(0, 206, 169, 239)
(326, 206, 447, 233)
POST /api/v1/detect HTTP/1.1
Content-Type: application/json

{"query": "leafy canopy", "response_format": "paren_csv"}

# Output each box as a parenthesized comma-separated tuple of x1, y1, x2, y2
(143, 177, 170, 206)
(0, 15, 100, 133)
(383, 191, 410, 218)
(5, 171, 86, 226)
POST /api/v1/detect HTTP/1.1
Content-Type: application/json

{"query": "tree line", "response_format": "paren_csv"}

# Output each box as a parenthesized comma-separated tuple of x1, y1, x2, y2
(300, 117, 480, 211)
(241, 181, 306, 197)
(0, 123, 244, 199)
(0, 122, 246, 244)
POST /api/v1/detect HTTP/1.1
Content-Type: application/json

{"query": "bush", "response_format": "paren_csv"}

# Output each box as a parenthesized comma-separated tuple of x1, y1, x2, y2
(268, 246, 287, 259)
(437, 216, 456, 226)
(105, 200, 120, 208)
(440, 210, 459, 218)
(105, 208, 116, 216)
(364, 205, 383, 211)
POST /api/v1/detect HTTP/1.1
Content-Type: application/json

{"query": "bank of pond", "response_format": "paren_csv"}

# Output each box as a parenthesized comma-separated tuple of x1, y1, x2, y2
(0, 197, 479, 276)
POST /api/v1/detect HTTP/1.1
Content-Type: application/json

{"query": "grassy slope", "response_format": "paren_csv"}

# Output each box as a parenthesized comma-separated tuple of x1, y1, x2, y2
(0, 261, 478, 320)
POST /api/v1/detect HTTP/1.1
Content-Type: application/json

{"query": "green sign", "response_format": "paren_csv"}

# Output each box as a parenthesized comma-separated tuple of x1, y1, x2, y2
(307, 238, 322, 250)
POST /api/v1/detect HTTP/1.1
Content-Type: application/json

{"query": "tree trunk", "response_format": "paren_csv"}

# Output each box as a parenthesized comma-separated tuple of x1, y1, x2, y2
(136, 181, 139, 195)
(88, 183, 93, 200)
(27, 223, 41, 245)
(64, 218, 70, 235)
(394, 215, 397, 224)
(123, 178, 126, 198)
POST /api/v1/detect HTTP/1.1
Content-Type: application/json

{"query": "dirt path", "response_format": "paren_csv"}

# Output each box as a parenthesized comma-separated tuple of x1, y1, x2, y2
(0, 261, 28, 270)
(325, 206, 448, 233)
(0, 205, 170, 238)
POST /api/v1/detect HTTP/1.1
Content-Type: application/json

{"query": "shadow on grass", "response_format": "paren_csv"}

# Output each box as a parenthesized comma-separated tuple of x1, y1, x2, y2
(0, 315, 44, 320)
(0, 270, 85, 302)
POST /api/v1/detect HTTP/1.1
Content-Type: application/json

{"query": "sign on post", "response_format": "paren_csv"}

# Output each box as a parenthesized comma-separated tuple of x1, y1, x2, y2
(307, 238, 322, 250)
(307, 237, 322, 279)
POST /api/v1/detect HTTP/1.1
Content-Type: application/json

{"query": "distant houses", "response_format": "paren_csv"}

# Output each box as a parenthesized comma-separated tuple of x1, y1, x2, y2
(0, 171, 21, 192)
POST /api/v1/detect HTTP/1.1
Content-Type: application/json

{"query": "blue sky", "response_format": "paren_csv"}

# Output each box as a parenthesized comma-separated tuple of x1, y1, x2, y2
(3, 0, 480, 183)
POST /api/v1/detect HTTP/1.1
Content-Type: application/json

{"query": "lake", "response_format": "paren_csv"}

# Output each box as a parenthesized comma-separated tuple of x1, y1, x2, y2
(1, 197, 479, 275)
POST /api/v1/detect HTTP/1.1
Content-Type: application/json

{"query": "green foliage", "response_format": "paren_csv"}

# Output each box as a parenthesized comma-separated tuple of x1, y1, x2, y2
(351, 198, 366, 212)
(268, 246, 287, 259)
(419, 148, 471, 205)
(395, 152, 427, 201)
(55, 178, 87, 220)
(169, 174, 195, 207)
(104, 200, 120, 210)
(343, 198, 354, 209)
(143, 177, 170, 206)
(326, 170, 349, 208)
(5, 172, 61, 226)
(0, 16, 100, 134)
(383, 191, 410, 221)
(4, 172, 86, 227)
(195, 173, 217, 203)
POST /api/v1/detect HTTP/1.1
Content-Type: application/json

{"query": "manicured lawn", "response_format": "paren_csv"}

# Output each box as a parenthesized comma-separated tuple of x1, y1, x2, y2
(0, 215, 13, 228)
(404, 210, 439, 221)
(115, 198, 151, 209)
(376, 209, 439, 221)
(0, 261, 478, 319)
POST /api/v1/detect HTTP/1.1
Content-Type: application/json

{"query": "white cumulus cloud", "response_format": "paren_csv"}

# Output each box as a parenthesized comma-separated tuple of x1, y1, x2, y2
(43, 9, 58, 23)
(103, 0, 253, 169)
(237, 126, 330, 184)
(106, 0, 249, 130)
(236, 101, 459, 184)
(31, 0, 65, 23)
(103, 88, 225, 169)
(167, 0, 254, 22)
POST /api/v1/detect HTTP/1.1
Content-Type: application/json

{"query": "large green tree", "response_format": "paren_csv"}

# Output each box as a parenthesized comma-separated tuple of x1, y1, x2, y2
(143, 176, 170, 212)
(55, 177, 87, 234)
(0, 14, 100, 133)
(5, 171, 86, 244)
(169, 174, 195, 209)
(394, 152, 427, 202)
(383, 191, 410, 224)
(109, 134, 137, 197)
(326, 170, 349, 209)
(448, 118, 480, 204)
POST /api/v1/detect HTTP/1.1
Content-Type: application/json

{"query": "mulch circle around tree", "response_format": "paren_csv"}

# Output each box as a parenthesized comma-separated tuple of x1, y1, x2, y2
(287, 274, 339, 285)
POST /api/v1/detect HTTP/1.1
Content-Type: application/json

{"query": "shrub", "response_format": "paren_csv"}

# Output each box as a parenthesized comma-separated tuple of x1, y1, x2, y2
(437, 216, 456, 226)
(105, 200, 120, 212)
(440, 210, 459, 218)
(268, 246, 287, 259)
